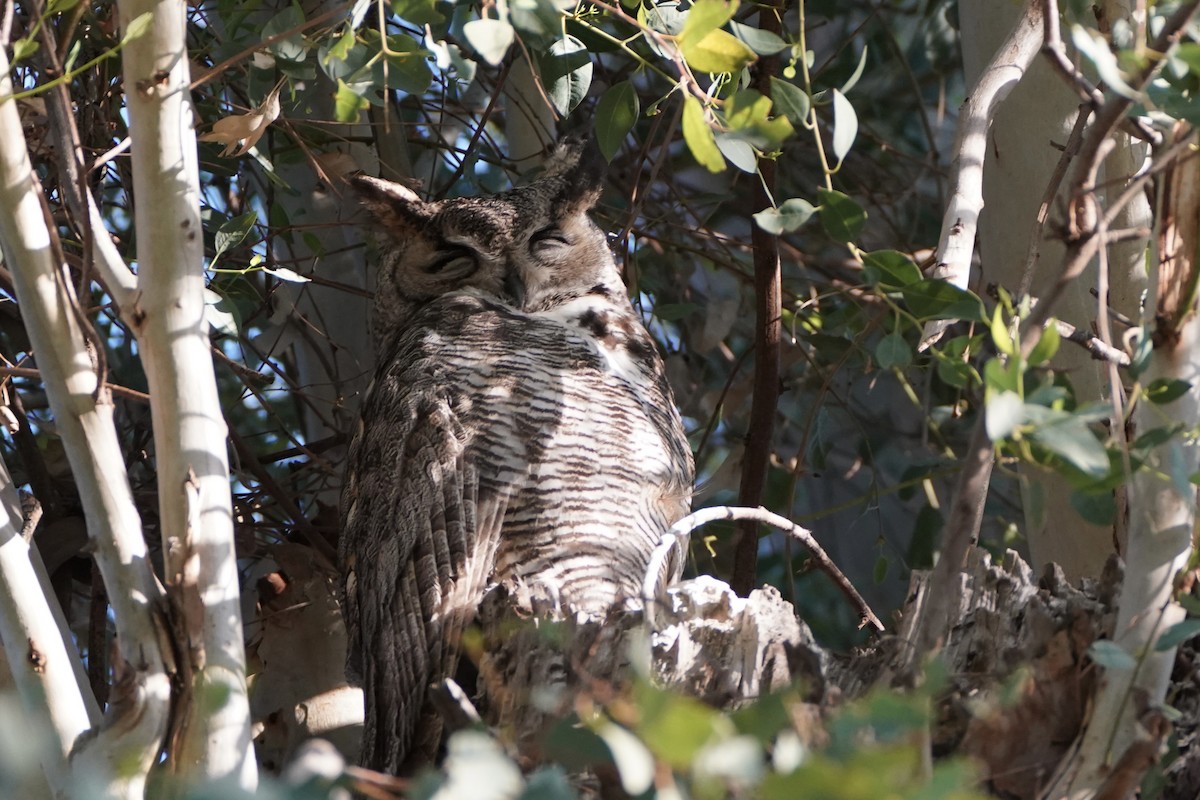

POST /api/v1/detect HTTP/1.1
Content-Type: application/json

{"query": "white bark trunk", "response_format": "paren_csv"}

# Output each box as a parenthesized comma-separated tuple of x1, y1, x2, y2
(116, 0, 255, 788)
(0, 454, 98, 797)
(0, 43, 172, 800)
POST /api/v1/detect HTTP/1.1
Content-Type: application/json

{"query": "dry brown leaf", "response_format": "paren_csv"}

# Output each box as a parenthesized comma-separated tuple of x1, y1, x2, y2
(199, 81, 283, 157)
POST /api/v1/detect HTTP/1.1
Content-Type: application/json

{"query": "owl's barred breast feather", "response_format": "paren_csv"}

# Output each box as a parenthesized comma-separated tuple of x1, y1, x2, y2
(340, 134, 694, 774)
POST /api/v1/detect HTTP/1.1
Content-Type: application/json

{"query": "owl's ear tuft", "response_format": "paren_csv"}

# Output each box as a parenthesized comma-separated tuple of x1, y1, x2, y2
(545, 134, 606, 214)
(351, 174, 433, 237)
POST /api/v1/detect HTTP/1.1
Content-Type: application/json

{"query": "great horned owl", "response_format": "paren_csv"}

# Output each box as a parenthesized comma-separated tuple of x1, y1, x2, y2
(339, 136, 694, 773)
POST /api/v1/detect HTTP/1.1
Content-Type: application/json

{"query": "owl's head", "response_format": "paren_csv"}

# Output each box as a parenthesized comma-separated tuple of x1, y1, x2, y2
(353, 135, 622, 348)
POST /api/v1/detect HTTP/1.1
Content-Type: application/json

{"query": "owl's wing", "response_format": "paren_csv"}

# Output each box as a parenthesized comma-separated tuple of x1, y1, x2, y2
(341, 372, 506, 774)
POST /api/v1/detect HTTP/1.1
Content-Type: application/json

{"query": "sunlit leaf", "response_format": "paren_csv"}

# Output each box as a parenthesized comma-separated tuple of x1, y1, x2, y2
(753, 198, 816, 234)
(683, 29, 757, 74)
(729, 21, 788, 55)
(682, 96, 724, 172)
(596, 723, 654, 795)
(679, 0, 738, 45)
(986, 391, 1023, 441)
(831, 89, 857, 164)
(121, 12, 154, 44)
(543, 36, 592, 116)
(595, 81, 638, 161)
(990, 305, 1014, 357)
(11, 38, 38, 63)
(333, 78, 370, 122)
(1030, 417, 1109, 477)
(1156, 619, 1200, 651)
(1028, 321, 1061, 365)
(464, 18, 515, 66)
(715, 134, 757, 172)
(840, 44, 869, 94)
(199, 83, 284, 156)
(724, 89, 793, 147)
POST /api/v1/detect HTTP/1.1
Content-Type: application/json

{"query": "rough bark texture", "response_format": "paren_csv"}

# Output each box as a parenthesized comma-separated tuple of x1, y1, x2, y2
(456, 547, 1200, 800)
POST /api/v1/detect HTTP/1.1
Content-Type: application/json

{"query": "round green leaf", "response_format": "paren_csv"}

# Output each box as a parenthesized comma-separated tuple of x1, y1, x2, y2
(769, 77, 810, 124)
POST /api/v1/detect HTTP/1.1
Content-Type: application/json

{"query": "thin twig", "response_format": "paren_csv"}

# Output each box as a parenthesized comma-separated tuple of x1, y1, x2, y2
(644, 505, 885, 632)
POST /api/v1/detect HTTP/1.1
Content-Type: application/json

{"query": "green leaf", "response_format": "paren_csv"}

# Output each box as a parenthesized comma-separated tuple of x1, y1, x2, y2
(986, 391, 1024, 441)
(652, 303, 698, 321)
(212, 211, 259, 265)
(1128, 328, 1152, 377)
(769, 77, 810, 125)
(683, 29, 757, 74)
(873, 555, 888, 584)
(1146, 378, 1192, 405)
(983, 357, 1021, 395)
(1071, 490, 1116, 526)
(634, 685, 718, 767)
(1072, 25, 1139, 99)
(990, 305, 1014, 357)
(682, 96, 724, 172)
(1030, 417, 1110, 477)
(10, 38, 38, 62)
(122, 11, 154, 44)
(595, 82, 638, 161)
(679, 0, 738, 45)
(596, 723, 654, 795)
(729, 21, 788, 55)
(715, 134, 757, 172)
(817, 189, 865, 243)
(261, 6, 307, 63)
(328, 26, 356, 62)
(391, 0, 445, 25)
(543, 36, 593, 116)
(724, 89, 793, 148)
(862, 250, 921, 289)
(1157, 619, 1200, 651)
(875, 332, 912, 370)
(901, 280, 986, 322)
(1028, 321, 1061, 365)
(334, 79, 370, 122)
(1088, 640, 1136, 671)
(830, 89, 857, 165)
(464, 18, 515, 66)
(753, 198, 816, 234)
(841, 44, 869, 94)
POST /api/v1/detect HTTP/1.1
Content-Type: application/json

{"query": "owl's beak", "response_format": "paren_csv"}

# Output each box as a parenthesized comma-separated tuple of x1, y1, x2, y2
(505, 269, 526, 309)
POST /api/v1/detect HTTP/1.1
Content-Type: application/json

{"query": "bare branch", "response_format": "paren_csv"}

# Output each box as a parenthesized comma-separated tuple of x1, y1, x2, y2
(644, 506, 884, 632)
(921, 0, 1045, 349)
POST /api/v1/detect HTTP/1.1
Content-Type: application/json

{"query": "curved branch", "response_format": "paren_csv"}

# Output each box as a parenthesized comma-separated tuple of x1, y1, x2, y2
(644, 505, 884, 632)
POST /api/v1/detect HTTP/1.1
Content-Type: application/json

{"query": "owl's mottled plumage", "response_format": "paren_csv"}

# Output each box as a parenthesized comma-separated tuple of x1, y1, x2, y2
(339, 137, 694, 773)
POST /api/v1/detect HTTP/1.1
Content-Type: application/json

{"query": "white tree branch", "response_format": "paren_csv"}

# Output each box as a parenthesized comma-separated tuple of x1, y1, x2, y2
(0, 44, 171, 800)
(0, 452, 98, 798)
(921, 0, 1044, 348)
(116, 0, 256, 787)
